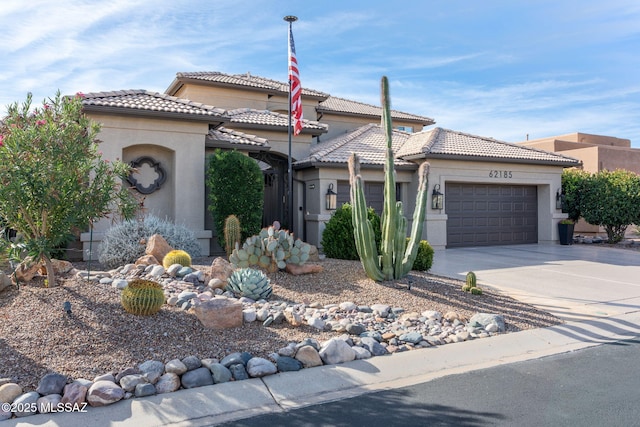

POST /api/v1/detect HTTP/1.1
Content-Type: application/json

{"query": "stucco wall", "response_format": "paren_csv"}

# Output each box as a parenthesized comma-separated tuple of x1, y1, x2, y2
(80, 113, 212, 260)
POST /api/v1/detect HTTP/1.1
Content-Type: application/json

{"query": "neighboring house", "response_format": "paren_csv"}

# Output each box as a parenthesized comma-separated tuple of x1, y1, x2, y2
(80, 71, 581, 259)
(519, 132, 640, 235)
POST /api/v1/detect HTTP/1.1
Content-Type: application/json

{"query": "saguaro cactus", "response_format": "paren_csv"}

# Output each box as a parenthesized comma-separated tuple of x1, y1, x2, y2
(349, 76, 430, 281)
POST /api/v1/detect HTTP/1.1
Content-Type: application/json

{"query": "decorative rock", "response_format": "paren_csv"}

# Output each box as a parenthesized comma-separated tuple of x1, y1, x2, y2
(100, 277, 113, 285)
(319, 338, 356, 365)
(229, 364, 249, 381)
(193, 297, 243, 329)
(247, 357, 277, 378)
(399, 331, 423, 344)
(256, 308, 270, 321)
(307, 316, 326, 330)
(371, 304, 391, 317)
(208, 278, 225, 290)
(37, 394, 62, 413)
(284, 263, 323, 275)
(115, 367, 140, 383)
(181, 355, 202, 371)
(346, 323, 366, 335)
(275, 356, 303, 372)
(87, 380, 125, 407)
(0, 406, 10, 421)
(121, 264, 136, 274)
(165, 359, 188, 376)
(182, 272, 200, 284)
(208, 364, 232, 384)
(13, 391, 40, 417)
(135, 254, 160, 266)
(112, 279, 128, 290)
(296, 338, 320, 351)
(138, 360, 165, 383)
(177, 266, 193, 277)
(134, 383, 156, 397)
(221, 352, 253, 367)
(352, 346, 372, 360)
(468, 313, 506, 333)
(243, 308, 257, 322)
(166, 264, 183, 277)
(181, 367, 213, 389)
(210, 257, 235, 282)
(360, 336, 387, 356)
(61, 381, 88, 406)
(200, 358, 220, 370)
(444, 311, 460, 322)
(284, 308, 303, 326)
(119, 374, 148, 392)
(422, 310, 442, 321)
(148, 265, 165, 278)
(155, 373, 181, 394)
(339, 302, 358, 312)
(145, 234, 173, 263)
(36, 373, 68, 395)
(93, 373, 116, 383)
(0, 271, 12, 293)
(0, 382, 22, 403)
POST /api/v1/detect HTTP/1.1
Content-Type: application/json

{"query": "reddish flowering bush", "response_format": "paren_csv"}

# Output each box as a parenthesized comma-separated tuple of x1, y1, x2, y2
(0, 91, 137, 284)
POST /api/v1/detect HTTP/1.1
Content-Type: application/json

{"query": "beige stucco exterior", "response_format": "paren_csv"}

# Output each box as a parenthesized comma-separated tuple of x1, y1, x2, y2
(80, 113, 212, 260)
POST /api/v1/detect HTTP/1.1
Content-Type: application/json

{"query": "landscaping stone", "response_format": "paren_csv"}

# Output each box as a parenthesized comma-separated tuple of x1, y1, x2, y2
(134, 383, 156, 398)
(37, 394, 62, 413)
(155, 373, 180, 394)
(246, 357, 277, 378)
(138, 360, 165, 383)
(193, 297, 243, 329)
(209, 364, 232, 384)
(60, 381, 88, 406)
(180, 367, 213, 389)
(360, 336, 387, 356)
(87, 381, 124, 407)
(319, 338, 356, 365)
(13, 391, 40, 417)
(275, 356, 302, 372)
(165, 359, 188, 376)
(36, 373, 67, 396)
(468, 313, 506, 333)
(0, 383, 22, 403)
(229, 364, 249, 381)
(145, 234, 173, 263)
(181, 355, 202, 371)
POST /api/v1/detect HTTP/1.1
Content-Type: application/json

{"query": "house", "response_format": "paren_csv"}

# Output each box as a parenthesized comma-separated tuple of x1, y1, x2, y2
(79, 71, 581, 259)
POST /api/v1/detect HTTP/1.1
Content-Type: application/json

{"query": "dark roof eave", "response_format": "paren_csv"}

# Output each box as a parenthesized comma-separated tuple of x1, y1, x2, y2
(169, 76, 329, 101)
(229, 122, 328, 135)
(316, 108, 435, 125)
(293, 160, 418, 170)
(205, 139, 270, 152)
(83, 105, 228, 124)
(420, 153, 582, 167)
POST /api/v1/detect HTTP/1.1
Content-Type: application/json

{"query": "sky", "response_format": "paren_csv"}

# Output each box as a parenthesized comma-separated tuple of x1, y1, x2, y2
(1, 0, 639, 146)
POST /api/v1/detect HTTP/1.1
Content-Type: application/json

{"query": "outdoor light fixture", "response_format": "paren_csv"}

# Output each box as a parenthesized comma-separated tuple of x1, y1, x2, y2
(432, 184, 443, 210)
(326, 184, 337, 210)
(556, 189, 564, 210)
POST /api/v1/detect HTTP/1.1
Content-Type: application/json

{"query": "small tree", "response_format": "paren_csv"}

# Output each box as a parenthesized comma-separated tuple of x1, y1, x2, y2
(561, 168, 589, 222)
(321, 203, 381, 260)
(206, 149, 263, 243)
(0, 92, 136, 284)
(580, 169, 640, 243)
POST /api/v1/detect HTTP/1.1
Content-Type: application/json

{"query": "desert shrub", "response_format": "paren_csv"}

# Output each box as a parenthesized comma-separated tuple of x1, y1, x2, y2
(408, 239, 434, 271)
(206, 149, 263, 242)
(98, 215, 201, 268)
(321, 203, 381, 260)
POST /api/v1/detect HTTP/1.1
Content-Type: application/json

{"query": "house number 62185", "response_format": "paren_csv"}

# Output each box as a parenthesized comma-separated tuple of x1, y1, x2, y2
(489, 170, 513, 178)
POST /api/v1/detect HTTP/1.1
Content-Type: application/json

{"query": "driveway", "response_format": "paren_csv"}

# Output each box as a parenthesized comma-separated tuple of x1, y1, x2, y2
(429, 244, 640, 321)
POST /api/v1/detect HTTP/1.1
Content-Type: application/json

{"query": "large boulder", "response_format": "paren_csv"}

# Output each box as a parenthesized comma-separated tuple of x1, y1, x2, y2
(285, 263, 323, 275)
(145, 234, 173, 263)
(193, 297, 243, 329)
(0, 271, 12, 293)
(13, 256, 40, 283)
(86, 380, 124, 407)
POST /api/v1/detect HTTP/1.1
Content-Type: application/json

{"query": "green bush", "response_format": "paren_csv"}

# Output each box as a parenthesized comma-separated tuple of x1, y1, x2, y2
(321, 203, 381, 260)
(408, 238, 434, 271)
(206, 150, 263, 243)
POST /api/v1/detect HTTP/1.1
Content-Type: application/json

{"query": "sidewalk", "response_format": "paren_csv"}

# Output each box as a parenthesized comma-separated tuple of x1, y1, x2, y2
(7, 311, 640, 427)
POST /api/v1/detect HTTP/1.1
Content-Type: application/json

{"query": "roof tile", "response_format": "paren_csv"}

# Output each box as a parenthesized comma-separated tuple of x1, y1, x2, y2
(318, 96, 435, 124)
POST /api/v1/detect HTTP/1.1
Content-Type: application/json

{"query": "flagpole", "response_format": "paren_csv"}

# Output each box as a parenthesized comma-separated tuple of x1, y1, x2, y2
(284, 15, 297, 231)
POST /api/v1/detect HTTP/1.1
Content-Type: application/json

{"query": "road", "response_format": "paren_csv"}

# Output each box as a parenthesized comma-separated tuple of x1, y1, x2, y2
(221, 337, 640, 427)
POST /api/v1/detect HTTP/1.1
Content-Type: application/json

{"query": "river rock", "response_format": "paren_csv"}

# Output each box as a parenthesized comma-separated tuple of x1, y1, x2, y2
(360, 336, 387, 356)
(181, 367, 213, 389)
(468, 313, 506, 333)
(246, 357, 277, 378)
(295, 345, 323, 368)
(319, 338, 356, 365)
(13, 391, 40, 417)
(138, 360, 165, 383)
(155, 373, 180, 394)
(209, 364, 232, 384)
(165, 359, 188, 375)
(37, 394, 62, 413)
(0, 382, 22, 403)
(87, 380, 124, 407)
(182, 355, 202, 371)
(135, 383, 156, 397)
(61, 381, 88, 406)
(36, 373, 67, 395)
(119, 374, 148, 392)
(275, 356, 302, 372)
(229, 364, 249, 381)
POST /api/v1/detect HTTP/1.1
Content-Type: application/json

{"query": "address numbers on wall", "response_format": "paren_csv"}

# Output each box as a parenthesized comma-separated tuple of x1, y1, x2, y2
(489, 170, 513, 178)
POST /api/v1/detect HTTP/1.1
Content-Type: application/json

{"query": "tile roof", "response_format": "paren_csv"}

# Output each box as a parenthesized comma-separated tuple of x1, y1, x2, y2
(397, 127, 582, 166)
(207, 126, 269, 149)
(294, 124, 415, 168)
(173, 72, 330, 99)
(226, 108, 328, 132)
(82, 90, 227, 120)
(317, 96, 435, 125)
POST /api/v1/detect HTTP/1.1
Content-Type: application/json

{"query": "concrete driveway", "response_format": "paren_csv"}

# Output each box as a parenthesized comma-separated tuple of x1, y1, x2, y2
(429, 243, 640, 321)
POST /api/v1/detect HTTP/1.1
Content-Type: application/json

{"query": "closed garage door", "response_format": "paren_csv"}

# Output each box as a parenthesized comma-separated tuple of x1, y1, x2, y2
(446, 183, 537, 247)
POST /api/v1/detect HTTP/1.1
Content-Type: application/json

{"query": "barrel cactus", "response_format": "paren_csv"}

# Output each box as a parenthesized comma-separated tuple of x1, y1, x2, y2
(121, 279, 165, 315)
(162, 249, 192, 269)
(229, 221, 311, 272)
(225, 267, 272, 301)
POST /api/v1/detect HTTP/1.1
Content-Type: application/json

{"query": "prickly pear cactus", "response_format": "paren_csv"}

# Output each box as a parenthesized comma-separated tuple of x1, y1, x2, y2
(225, 267, 272, 300)
(229, 221, 311, 272)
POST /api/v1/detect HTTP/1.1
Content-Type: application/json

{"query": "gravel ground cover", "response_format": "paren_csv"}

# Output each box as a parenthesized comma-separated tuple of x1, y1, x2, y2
(0, 257, 563, 391)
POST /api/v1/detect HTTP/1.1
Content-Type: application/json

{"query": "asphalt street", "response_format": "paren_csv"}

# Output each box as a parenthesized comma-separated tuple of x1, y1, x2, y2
(221, 337, 640, 427)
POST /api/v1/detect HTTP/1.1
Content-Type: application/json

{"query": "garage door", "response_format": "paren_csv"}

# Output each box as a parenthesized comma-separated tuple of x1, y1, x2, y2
(337, 181, 398, 215)
(446, 183, 537, 247)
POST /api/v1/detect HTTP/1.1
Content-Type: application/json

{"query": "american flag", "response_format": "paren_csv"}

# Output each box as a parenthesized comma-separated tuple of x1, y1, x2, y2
(288, 23, 303, 135)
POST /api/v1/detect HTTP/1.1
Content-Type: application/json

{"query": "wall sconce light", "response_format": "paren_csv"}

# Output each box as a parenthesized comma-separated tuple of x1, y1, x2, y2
(326, 183, 337, 210)
(555, 189, 564, 210)
(431, 184, 443, 210)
